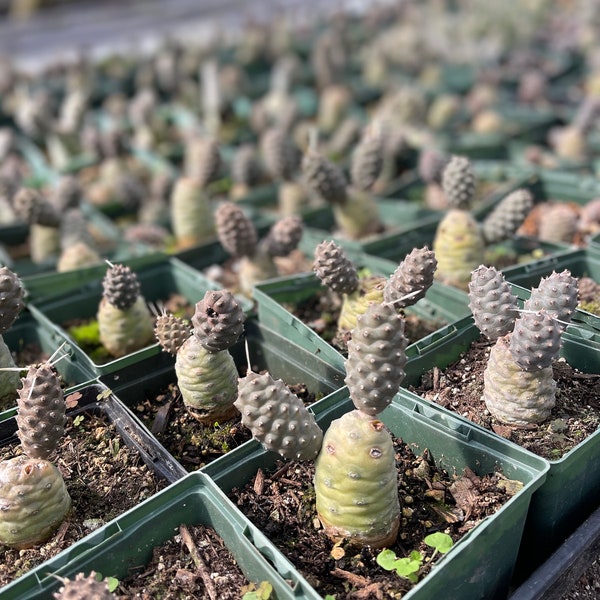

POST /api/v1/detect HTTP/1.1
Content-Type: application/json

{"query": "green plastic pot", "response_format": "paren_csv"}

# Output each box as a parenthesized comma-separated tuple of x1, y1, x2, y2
(400, 313, 600, 581)
(502, 248, 600, 333)
(254, 252, 471, 375)
(203, 386, 548, 600)
(0, 472, 311, 600)
(0, 309, 96, 420)
(27, 257, 243, 378)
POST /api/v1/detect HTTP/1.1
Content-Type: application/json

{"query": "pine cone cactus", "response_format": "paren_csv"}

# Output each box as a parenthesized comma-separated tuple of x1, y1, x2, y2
(175, 290, 245, 423)
(350, 128, 384, 192)
(192, 290, 245, 353)
(537, 204, 579, 244)
(231, 144, 261, 199)
(468, 265, 518, 340)
(16, 364, 65, 459)
(183, 135, 222, 188)
(154, 313, 192, 356)
(418, 147, 449, 185)
(344, 302, 408, 416)
(235, 371, 323, 460)
(433, 209, 485, 290)
(441, 155, 475, 210)
(53, 572, 113, 600)
(0, 266, 25, 334)
(263, 215, 303, 257)
(302, 150, 347, 205)
(523, 270, 579, 328)
(314, 410, 399, 547)
(261, 128, 299, 182)
(170, 176, 216, 249)
(215, 202, 257, 258)
(383, 246, 437, 308)
(97, 264, 154, 358)
(0, 456, 71, 548)
(509, 310, 562, 370)
(482, 189, 534, 244)
(13, 188, 61, 227)
(313, 240, 359, 295)
(578, 277, 600, 304)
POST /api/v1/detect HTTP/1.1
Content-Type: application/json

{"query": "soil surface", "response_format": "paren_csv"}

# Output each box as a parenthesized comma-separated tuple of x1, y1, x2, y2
(132, 381, 315, 472)
(409, 336, 600, 461)
(229, 434, 520, 599)
(114, 523, 250, 600)
(0, 399, 168, 586)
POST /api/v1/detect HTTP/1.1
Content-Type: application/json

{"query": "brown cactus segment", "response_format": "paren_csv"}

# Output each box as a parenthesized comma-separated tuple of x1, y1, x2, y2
(235, 371, 323, 460)
(350, 127, 384, 192)
(13, 188, 61, 227)
(16, 363, 66, 460)
(418, 147, 449, 184)
(184, 135, 222, 188)
(263, 215, 303, 257)
(0, 456, 71, 548)
(261, 127, 300, 181)
(578, 276, 600, 304)
(154, 313, 192, 356)
(482, 188, 534, 244)
(383, 246, 437, 308)
(537, 204, 579, 244)
(313, 240, 359, 295)
(509, 311, 562, 370)
(215, 202, 258, 258)
(191, 290, 245, 353)
(102, 264, 141, 310)
(0, 265, 25, 334)
(468, 265, 518, 341)
(345, 302, 408, 416)
(53, 572, 114, 600)
(441, 155, 475, 210)
(302, 149, 347, 205)
(232, 143, 261, 186)
(524, 270, 579, 328)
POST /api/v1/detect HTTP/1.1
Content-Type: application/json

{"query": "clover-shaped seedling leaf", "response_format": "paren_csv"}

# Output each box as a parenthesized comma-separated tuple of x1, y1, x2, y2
(376, 548, 423, 583)
(424, 532, 454, 554)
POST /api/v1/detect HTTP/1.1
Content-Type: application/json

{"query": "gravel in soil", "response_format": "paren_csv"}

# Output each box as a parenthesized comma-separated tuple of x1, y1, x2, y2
(0, 401, 169, 586)
(409, 336, 600, 461)
(229, 434, 521, 599)
(114, 523, 251, 600)
(132, 380, 315, 472)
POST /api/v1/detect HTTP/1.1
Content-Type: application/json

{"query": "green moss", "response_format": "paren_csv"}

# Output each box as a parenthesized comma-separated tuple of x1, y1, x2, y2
(579, 300, 600, 316)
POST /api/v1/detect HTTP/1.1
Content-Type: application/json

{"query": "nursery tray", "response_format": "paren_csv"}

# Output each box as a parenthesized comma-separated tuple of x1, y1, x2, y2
(401, 313, 600, 582)
(203, 386, 548, 600)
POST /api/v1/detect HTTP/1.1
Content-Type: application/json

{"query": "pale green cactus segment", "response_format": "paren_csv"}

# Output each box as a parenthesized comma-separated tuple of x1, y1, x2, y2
(524, 270, 579, 328)
(332, 188, 381, 240)
(433, 209, 485, 290)
(175, 335, 239, 424)
(170, 177, 216, 249)
(338, 275, 385, 334)
(17, 364, 65, 459)
(238, 253, 279, 299)
(29, 224, 61, 265)
(314, 410, 399, 548)
(509, 311, 562, 370)
(468, 265, 518, 341)
(345, 302, 408, 416)
(484, 336, 556, 425)
(97, 296, 155, 358)
(0, 456, 71, 548)
(235, 371, 323, 461)
(0, 334, 19, 404)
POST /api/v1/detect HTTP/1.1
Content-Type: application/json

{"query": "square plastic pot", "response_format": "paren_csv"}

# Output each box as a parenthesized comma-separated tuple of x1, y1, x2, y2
(0, 309, 96, 420)
(254, 253, 471, 375)
(26, 257, 240, 378)
(203, 386, 548, 600)
(0, 471, 311, 600)
(502, 248, 600, 333)
(401, 313, 600, 581)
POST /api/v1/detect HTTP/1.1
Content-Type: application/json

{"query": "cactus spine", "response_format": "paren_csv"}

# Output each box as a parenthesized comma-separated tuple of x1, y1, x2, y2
(469, 268, 578, 425)
(155, 290, 245, 423)
(97, 264, 155, 358)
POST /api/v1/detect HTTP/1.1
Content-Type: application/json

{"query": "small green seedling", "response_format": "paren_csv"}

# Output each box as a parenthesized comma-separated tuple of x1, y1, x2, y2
(376, 548, 423, 583)
(105, 576, 119, 593)
(377, 533, 454, 584)
(242, 580, 273, 599)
